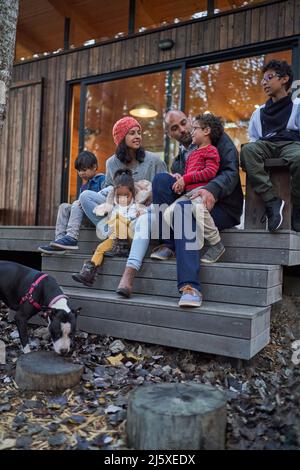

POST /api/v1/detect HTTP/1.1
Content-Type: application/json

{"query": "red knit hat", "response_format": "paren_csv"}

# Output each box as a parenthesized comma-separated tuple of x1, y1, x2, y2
(112, 116, 142, 146)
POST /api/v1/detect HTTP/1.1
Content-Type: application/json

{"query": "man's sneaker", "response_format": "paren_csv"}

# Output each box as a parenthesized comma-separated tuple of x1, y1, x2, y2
(200, 241, 225, 264)
(178, 285, 202, 308)
(264, 198, 285, 232)
(72, 261, 97, 287)
(38, 244, 66, 254)
(292, 206, 300, 232)
(150, 245, 175, 261)
(51, 235, 79, 250)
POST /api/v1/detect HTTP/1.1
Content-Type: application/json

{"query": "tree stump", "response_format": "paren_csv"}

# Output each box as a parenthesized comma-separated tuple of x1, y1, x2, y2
(15, 351, 84, 391)
(126, 382, 227, 450)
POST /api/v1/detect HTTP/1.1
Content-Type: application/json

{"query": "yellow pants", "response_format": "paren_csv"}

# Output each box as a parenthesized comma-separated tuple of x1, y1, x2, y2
(91, 213, 133, 267)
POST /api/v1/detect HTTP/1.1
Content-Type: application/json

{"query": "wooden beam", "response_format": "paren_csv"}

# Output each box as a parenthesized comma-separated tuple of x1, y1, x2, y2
(136, 0, 155, 26)
(47, 0, 95, 37)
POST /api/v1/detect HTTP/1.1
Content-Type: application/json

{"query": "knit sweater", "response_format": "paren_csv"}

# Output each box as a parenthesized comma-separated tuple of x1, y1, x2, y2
(104, 151, 167, 187)
(183, 144, 220, 192)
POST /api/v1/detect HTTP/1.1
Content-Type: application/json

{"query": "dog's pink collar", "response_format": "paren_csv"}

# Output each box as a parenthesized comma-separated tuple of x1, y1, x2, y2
(19, 273, 48, 311)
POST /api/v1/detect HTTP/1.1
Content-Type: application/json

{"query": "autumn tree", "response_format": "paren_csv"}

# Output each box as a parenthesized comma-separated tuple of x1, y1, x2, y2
(0, 0, 19, 138)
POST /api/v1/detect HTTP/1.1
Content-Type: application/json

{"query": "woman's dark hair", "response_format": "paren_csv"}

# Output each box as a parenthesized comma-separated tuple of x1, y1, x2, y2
(262, 60, 293, 90)
(194, 113, 224, 145)
(115, 139, 145, 164)
(74, 151, 98, 171)
(113, 168, 135, 196)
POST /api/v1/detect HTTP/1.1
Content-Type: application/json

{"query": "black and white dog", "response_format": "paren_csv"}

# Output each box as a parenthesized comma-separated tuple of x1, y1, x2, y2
(0, 261, 80, 355)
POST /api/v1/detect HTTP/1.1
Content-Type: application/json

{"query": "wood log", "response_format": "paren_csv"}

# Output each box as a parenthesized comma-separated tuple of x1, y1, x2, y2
(15, 351, 83, 391)
(126, 382, 227, 450)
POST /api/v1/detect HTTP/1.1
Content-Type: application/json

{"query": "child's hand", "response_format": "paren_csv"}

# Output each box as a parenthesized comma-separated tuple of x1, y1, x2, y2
(172, 177, 185, 194)
(171, 173, 182, 181)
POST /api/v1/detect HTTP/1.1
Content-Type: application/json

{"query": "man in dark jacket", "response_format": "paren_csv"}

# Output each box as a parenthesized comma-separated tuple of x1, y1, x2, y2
(167, 110, 197, 175)
(151, 110, 243, 307)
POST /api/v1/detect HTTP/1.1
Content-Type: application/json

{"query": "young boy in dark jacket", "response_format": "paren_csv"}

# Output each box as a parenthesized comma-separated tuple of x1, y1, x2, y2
(38, 151, 105, 253)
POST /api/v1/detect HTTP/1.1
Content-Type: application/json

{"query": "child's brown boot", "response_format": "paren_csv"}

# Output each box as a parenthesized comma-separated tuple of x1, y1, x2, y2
(72, 261, 97, 286)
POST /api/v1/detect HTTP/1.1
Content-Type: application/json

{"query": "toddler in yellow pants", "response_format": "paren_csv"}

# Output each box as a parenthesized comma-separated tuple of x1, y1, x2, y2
(72, 169, 150, 286)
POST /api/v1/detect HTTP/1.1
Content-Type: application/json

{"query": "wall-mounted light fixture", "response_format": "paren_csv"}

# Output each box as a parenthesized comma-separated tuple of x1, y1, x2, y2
(129, 103, 158, 118)
(158, 38, 175, 51)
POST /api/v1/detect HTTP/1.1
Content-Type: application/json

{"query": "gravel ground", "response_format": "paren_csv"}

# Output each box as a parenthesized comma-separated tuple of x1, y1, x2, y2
(0, 296, 300, 450)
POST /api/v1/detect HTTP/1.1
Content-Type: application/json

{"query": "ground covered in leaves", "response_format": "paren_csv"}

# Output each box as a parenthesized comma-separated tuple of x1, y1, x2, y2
(1, 296, 300, 450)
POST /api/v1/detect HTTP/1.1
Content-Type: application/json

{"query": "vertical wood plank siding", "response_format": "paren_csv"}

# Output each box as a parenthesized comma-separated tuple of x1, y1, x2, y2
(7, 0, 299, 225)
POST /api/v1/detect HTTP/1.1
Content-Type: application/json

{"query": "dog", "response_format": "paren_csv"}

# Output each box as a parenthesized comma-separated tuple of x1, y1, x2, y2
(0, 261, 80, 355)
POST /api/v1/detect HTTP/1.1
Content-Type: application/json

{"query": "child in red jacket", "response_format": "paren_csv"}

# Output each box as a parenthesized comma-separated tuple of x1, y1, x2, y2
(165, 113, 224, 263)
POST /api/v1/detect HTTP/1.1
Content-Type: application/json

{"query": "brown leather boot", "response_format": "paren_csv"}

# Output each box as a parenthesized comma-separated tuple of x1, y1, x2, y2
(72, 260, 97, 287)
(116, 267, 137, 298)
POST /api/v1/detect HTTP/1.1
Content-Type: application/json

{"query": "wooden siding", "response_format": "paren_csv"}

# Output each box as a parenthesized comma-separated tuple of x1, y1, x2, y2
(6, 0, 300, 225)
(0, 81, 42, 225)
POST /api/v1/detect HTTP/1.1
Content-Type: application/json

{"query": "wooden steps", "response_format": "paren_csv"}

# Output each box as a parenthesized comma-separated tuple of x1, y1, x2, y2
(0, 226, 295, 359)
(41, 252, 278, 359)
(44, 255, 282, 307)
(63, 287, 270, 360)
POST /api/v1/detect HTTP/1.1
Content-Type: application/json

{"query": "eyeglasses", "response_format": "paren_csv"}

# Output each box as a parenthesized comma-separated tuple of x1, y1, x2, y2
(261, 73, 281, 85)
(191, 126, 207, 133)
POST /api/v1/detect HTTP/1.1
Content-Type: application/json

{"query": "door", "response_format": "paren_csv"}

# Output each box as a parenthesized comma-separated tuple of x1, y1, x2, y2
(0, 80, 43, 225)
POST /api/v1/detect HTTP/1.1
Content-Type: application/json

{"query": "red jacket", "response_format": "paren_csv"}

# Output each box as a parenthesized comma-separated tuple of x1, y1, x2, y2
(183, 144, 220, 192)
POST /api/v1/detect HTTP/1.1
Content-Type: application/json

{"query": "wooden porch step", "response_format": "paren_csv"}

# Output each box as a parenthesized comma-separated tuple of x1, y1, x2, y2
(1, 226, 300, 266)
(63, 287, 270, 360)
(42, 255, 282, 307)
(0, 226, 300, 266)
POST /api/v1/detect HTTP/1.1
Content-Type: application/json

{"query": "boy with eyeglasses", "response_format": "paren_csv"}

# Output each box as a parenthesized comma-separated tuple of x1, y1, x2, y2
(241, 59, 300, 232)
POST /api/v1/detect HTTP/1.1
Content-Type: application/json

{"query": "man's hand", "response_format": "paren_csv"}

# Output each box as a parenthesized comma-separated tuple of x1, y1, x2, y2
(172, 177, 185, 194)
(190, 188, 216, 211)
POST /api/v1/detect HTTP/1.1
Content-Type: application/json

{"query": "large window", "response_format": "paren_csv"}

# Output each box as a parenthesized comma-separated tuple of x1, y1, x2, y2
(68, 69, 181, 202)
(135, 0, 207, 32)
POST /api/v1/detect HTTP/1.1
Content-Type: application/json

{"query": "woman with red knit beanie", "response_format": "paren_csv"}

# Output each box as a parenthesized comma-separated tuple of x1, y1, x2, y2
(79, 116, 166, 227)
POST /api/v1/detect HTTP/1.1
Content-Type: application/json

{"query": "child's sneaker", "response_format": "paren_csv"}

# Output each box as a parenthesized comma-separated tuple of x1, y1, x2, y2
(178, 285, 202, 308)
(38, 244, 66, 254)
(200, 241, 225, 264)
(51, 235, 78, 250)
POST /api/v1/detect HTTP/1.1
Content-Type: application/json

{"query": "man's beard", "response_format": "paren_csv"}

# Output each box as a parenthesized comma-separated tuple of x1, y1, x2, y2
(179, 133, 192, 146)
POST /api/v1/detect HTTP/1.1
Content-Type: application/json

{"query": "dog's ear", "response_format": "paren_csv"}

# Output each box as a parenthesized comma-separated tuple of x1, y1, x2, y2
(72, 307, 82, 317)
(40, 307, 56, 321)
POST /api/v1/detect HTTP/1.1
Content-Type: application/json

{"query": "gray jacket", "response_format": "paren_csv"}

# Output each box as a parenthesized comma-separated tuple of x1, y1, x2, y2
(249, 100, 300, 141)
(104, 151, 167, 187)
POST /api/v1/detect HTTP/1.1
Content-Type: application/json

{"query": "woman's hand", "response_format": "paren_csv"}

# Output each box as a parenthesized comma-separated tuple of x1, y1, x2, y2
(172, 177, 185, 194)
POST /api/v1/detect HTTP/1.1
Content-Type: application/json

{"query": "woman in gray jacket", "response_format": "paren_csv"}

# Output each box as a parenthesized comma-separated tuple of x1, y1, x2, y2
(79, 116, 166, 227)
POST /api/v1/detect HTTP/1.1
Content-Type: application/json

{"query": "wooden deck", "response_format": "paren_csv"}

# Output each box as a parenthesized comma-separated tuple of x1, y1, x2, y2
(0, 226, 299, 359)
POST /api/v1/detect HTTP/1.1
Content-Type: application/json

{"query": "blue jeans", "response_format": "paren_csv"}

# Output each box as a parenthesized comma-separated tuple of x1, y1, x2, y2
(79, 187, 111, 226)
(152, 173, 237, 291)
(126, 208, 153, 271)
